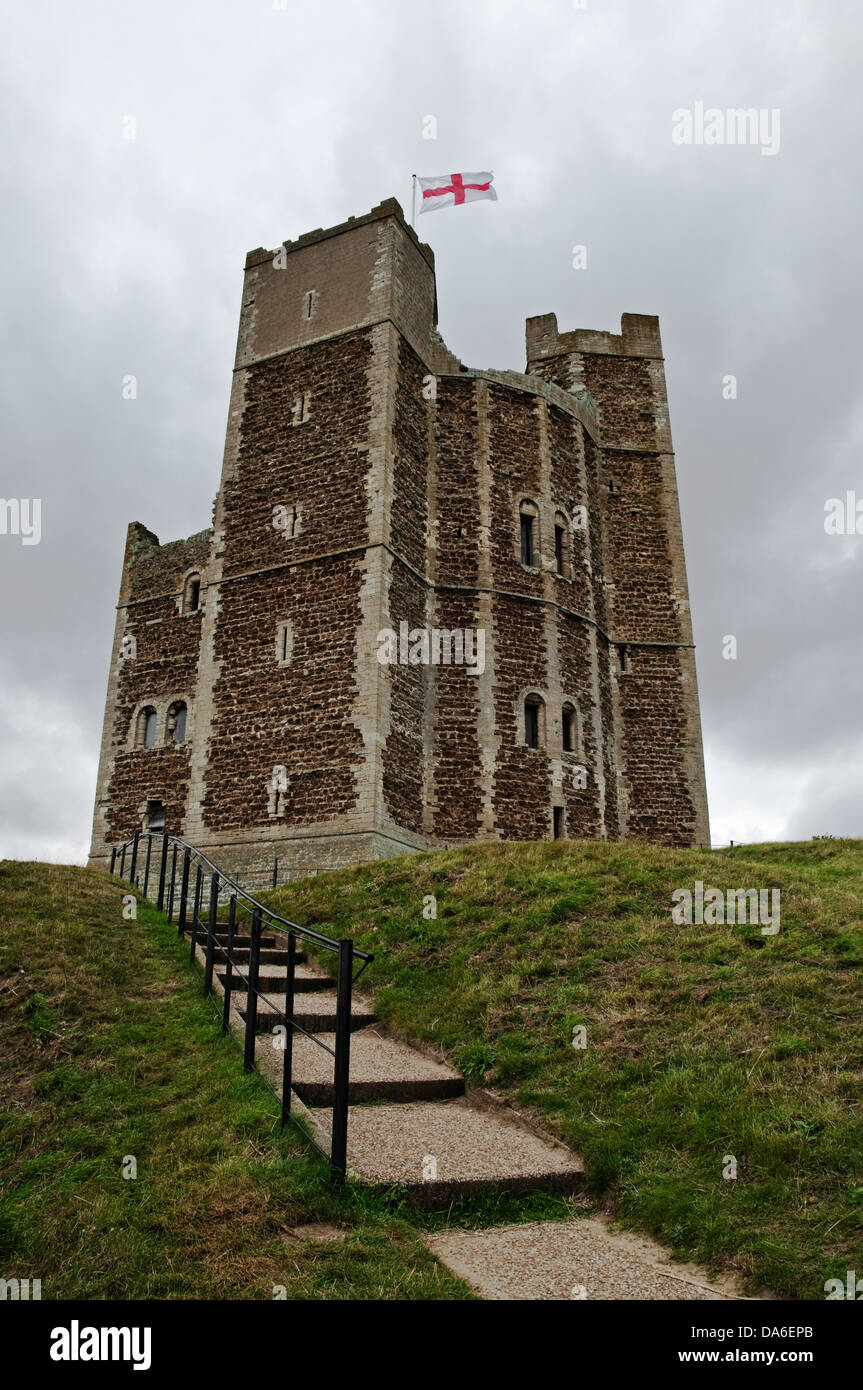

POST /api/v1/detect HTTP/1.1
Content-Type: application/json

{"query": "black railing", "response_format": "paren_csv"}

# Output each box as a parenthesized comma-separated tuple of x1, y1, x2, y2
(108, 830, 372, 1180)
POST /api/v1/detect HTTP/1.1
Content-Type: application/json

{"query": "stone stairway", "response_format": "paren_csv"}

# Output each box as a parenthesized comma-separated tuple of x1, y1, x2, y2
(191, 921, 585, 1205)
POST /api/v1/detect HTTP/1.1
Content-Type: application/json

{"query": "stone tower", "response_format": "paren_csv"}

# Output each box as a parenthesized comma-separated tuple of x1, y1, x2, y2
(88, 196, 709, 884)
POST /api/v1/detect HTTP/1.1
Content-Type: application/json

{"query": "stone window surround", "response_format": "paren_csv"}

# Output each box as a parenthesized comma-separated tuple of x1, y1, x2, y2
(278, 502, 302, 539)
(136, 793, 168, 833)
(291, 391, 312, 425)
(561, 698, 581, 757)
(178, 568, 205, 617)
(275, 619, 293, 667)
(515, 687, 583, 759)
(517, 497, 540, 570)
(516, 497, 581, 581)
(553, 510, 570, 579)
(518, 688, 547, 749)
(128, 695, 194, 752)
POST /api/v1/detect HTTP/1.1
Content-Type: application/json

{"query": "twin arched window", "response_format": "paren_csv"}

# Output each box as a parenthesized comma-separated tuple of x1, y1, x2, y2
(522, 694, 579, 754)
(133, 701, 188, 749)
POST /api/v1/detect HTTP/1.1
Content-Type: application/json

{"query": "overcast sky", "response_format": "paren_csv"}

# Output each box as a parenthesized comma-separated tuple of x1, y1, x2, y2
(1, 0, 860, 864)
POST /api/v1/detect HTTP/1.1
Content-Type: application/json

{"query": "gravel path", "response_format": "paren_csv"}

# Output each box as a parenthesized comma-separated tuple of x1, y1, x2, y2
(425, 1220, 754, 1301)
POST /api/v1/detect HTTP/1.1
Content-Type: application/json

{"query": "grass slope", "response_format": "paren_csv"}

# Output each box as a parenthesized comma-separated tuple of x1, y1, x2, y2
(0, 861, 475, 1300)
(266, 837, 863, 1299)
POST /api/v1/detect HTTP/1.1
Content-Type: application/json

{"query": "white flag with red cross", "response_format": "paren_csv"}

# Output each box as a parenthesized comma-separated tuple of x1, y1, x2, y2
(417, 171, 497, 214)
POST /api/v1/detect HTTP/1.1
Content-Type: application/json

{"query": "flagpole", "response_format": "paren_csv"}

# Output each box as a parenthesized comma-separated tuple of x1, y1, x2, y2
(411, 174, 417, 228)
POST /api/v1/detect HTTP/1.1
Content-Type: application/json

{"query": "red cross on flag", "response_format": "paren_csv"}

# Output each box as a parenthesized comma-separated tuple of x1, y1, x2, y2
(417, 171, 497, 214)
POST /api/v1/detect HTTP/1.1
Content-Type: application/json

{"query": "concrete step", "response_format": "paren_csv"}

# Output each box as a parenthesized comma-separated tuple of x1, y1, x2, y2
(211, 937, 309, 963)
(211, 946, 302, 966)
(308, 1096, 584, 1205)
(217, 965, 334, 994)
(238, 990, 376, 1034)
(287, 1030, 464, 1106)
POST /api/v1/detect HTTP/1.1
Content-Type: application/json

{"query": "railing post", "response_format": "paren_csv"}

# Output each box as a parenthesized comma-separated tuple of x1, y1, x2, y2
(119, 842, 127, 878)
(143, 835, 153, 900)
(222, 895, 237, 1035)
(177, 848, 191, 936)
(109, 847, 117, 875)
(166, 844, 178, 920)
(280, 929, 296, 1127)
(190, 866, 203, 962)
(156, 833, 169, 910)
(204, 872, 219, 996)
(330, 938, 353, 1181)
(129, 830, 140, 883)
(243, 909, 263, 1073)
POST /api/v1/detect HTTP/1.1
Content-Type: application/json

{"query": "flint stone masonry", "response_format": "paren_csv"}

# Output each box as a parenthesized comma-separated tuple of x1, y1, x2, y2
(89, 197, 709, 884)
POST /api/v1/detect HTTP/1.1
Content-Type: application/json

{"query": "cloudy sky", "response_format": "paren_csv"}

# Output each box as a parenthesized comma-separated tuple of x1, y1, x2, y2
(1, 0, 860, 863)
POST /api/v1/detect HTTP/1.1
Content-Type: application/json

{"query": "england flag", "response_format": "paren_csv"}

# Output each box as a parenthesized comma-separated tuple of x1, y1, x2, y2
(417, 171, 497, 214)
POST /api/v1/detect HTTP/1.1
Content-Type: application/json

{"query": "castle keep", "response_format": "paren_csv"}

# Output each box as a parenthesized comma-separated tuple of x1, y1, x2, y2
(89, 197, 710, 884)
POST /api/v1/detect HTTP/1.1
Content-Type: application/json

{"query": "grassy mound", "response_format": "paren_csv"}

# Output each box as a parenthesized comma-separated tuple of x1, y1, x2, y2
(266, 837, 863, 1298)
(0, 861, 472, 1299)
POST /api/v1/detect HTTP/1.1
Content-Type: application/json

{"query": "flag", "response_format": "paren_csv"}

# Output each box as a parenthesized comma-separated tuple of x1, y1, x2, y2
(417, 171, 497, 214)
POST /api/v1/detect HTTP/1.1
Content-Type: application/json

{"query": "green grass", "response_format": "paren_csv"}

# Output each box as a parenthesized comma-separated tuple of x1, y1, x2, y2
(0, 860, 475, 1300)
(263, 836, 863, 1299)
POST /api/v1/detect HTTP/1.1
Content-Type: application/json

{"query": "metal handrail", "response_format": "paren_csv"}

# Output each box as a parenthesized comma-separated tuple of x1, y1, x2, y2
(107, 830, 372, 1179)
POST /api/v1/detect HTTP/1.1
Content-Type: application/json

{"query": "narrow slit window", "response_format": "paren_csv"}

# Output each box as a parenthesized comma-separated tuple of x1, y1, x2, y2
(554, 524, 564, 575)
(183, 575, 201, 613)
(618, 644, 630, 673)
(276, 620, 293, 666)
(520, 513, 534, 566)
(524, 695, 544, 749)
(303, 290, 315, 320)
(553, 806, 564, 840)
(562, 703, 576, 752)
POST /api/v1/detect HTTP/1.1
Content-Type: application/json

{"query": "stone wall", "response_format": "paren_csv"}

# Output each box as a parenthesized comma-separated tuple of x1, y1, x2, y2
(88, 198, 710, 878)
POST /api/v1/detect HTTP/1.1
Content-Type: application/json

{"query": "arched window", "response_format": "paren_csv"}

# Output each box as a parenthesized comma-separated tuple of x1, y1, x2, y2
(524, 693, 545, 749)
(135, 706, 157, 749)
(166, 701, 187, 745)
(183, 574, 201, 614)
(562, 702, 577, 753)
(519, 500, 539, 567)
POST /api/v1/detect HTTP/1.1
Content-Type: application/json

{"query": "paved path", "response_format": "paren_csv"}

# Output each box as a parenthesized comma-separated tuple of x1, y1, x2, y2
(425, 1219, 758, 1301)
(197, 929, 757, 1300)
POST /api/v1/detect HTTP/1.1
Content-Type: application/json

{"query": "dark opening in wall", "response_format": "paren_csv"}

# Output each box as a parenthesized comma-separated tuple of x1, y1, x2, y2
(145, 799, 165, 833)
(525, 694, 544, 749)
(553, 806, 564, 839)
(183, 575, 201, 614)
(520, 513, 534, 566)
(562, 702, 576, 752)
